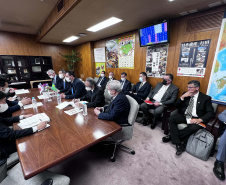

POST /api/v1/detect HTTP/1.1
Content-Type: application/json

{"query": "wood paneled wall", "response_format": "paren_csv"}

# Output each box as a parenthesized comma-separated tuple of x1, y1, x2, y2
(75, 6, 226, 112)
(0, 31, 74, 73)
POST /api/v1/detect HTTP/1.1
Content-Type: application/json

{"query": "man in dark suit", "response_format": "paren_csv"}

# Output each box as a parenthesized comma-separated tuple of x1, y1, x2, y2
(126, 72, 151, 104)
(162, 80, 214, 155)
(140, 74, 179, 129)
(96, 71, 108, 90)
(0, 119, 47, 159)
(94, 80, 130, 126)
(47, 69, 62, 89)
(108, 72, 116, 81)
(0, 91, 31, 118)
(119, 72, 131, 93)
(75, 77, 105, 108)
(57, 69, 71, 93)
(61, 71, 87, 99)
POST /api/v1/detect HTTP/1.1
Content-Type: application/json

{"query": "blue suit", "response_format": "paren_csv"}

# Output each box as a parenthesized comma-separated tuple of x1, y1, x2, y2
(58, 79, 71, 93)
(119, 79, 131, 93)
(126, 81, 151, 104)
(98, 92, 130, 126)
(64, 77, 87, 99)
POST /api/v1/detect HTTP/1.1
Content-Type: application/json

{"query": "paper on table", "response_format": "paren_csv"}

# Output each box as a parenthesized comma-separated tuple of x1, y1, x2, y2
(64, 108, 83, 116)
(15, 89, 30, 95)
(56, 101, 75, 109)
(37, 95, 52, 99)
(23, 102, 43, 109)
(18, 113, 50, 129)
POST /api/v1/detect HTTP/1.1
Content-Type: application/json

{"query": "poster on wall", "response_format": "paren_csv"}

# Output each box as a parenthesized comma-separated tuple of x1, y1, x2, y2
(145, 45, 168, 78)
(95, 63, 105, 76)
(118, 35, 135, 69)
(94, 47, 106, 62)
(177, 39, 211, 77)
(106, 39, 119, 68)
(207, 17, 226, 105)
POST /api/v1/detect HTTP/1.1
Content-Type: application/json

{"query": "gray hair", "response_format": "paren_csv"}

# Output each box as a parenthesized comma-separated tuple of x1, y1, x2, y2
(86, 77, 96, 87)
(47, 69, 55, 74)
(108, 80, 122, 93)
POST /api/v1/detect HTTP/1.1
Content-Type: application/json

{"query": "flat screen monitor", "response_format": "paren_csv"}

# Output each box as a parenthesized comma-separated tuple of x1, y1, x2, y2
(139, 21, 169, 47)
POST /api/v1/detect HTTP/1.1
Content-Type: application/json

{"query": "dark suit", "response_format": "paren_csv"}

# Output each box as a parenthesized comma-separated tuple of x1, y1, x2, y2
(141, 82, 179, 123)
(80, 86, 105, 108)
(98, 92, 130, 126)
(52, 75, 62, 89)
(0, 119, 33, 159)
(119, 79, 131, 93)
(169, 92, 214, 145)
(126, 81, 151, 104)
(0, 100, 20, 118)
(58, 79, 71, 93)
(96, 76, 108, 90)
(64, 77, 87, 99)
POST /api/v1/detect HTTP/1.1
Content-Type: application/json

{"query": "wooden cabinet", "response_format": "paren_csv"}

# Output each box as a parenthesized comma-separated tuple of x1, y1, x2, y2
(0, 55, 52, 86)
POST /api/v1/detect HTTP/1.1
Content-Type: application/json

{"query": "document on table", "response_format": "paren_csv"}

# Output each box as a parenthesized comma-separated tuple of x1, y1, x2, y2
(56, 101, 75, 109)
(18, 113, 50, 129)
(23, 102, 43, 109)
(64, 108, 83, 116)
(15, 89, 30, 95)
(37, 95, 52, 99)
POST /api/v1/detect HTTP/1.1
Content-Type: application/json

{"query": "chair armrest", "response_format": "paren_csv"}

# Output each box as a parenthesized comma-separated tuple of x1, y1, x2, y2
(212, 119, 224, 139)
(120, 123, 131, 127)
(41, 178, 53, 185)
(206, 118, 217, 133)
(0, 159, 7, 183)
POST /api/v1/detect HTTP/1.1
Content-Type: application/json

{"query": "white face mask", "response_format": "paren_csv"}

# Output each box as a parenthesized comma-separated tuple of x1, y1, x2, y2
(86, 87, 92, 91)
(101, 74, 104, 77)
(121, 78, 125, 81)
(108, 90, 111, 96)
(109, 75, 112, 79)
(65, 77, 71, 82)
(59, 74, 64, 79)
(4, 87, 9, 93)
(0, 103, 9, 113)
(49, 75, 54, 79)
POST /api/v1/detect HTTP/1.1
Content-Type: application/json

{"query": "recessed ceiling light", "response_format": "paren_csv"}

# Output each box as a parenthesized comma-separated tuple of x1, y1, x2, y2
(179, 11, 189, 16)
(63, 36, 79, 43)
(208, 1, 222, 7)
(189, 9, 198, 13)
(87, 17, 123, 32)
(169, 0, 174, 1)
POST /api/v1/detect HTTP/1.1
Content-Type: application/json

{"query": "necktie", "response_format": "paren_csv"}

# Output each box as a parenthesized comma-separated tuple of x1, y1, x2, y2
(71, 88, 74, 94)
(186, 96, 194, 116)
(105, 97, 114, 113)
(139, 82, 143, 90)
(64, 81, 65, 89)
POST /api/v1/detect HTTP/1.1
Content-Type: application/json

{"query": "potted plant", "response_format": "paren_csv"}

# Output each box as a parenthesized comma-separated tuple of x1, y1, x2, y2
(59, 50, 81, 71)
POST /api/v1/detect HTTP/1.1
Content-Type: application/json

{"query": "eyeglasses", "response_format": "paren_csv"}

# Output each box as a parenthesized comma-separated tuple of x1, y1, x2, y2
(187, 86, 196, 89)
(163, 78, 171, 81)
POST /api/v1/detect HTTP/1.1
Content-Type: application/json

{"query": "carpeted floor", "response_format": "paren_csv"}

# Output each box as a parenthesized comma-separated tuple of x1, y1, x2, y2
(49, 122, 225, 185)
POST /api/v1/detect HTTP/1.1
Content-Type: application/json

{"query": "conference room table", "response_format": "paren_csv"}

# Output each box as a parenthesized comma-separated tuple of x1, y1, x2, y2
(13, 88, 121, 179)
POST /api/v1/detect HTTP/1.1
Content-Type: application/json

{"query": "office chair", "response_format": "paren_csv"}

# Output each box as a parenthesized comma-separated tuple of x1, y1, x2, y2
(0, 159, 70, 185)
(104, 95, 139, 162)
(6, 152, 19, 169)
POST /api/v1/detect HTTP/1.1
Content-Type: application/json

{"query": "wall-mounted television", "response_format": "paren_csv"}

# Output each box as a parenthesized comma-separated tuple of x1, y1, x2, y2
(139, 20, 169, 47)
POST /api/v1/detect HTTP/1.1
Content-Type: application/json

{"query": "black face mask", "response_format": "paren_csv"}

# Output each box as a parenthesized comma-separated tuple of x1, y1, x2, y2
(162, 79, 167, 85)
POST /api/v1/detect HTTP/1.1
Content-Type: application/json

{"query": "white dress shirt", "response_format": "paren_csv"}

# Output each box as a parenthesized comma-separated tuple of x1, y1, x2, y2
(153, 84, 170, 102)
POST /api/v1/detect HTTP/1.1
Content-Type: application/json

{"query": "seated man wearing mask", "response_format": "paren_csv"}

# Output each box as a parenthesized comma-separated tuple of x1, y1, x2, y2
(57, 69, 71, 93)
(126, 72, 151, 104)
(0, 119, 47, 159)
(0, 86, 31, 118)
(119, 72, 131, 93)
(61, 71, 87, 99)
(140, 74, 179, 129)
(74, 77, 105, 108)
(94, 80, 130, 126)
(108, 72, 116, 81)
(0, 77, 15, 98)
(47, 69, 62, 89)
(96, 71, 108, 90)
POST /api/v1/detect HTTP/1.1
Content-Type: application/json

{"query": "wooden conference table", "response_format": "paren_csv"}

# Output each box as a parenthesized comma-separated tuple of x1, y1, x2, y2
(13, 88, 121, 179)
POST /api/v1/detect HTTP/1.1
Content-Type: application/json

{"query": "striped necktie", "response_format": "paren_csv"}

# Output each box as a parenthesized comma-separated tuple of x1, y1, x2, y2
(186, 96, 194, 116)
